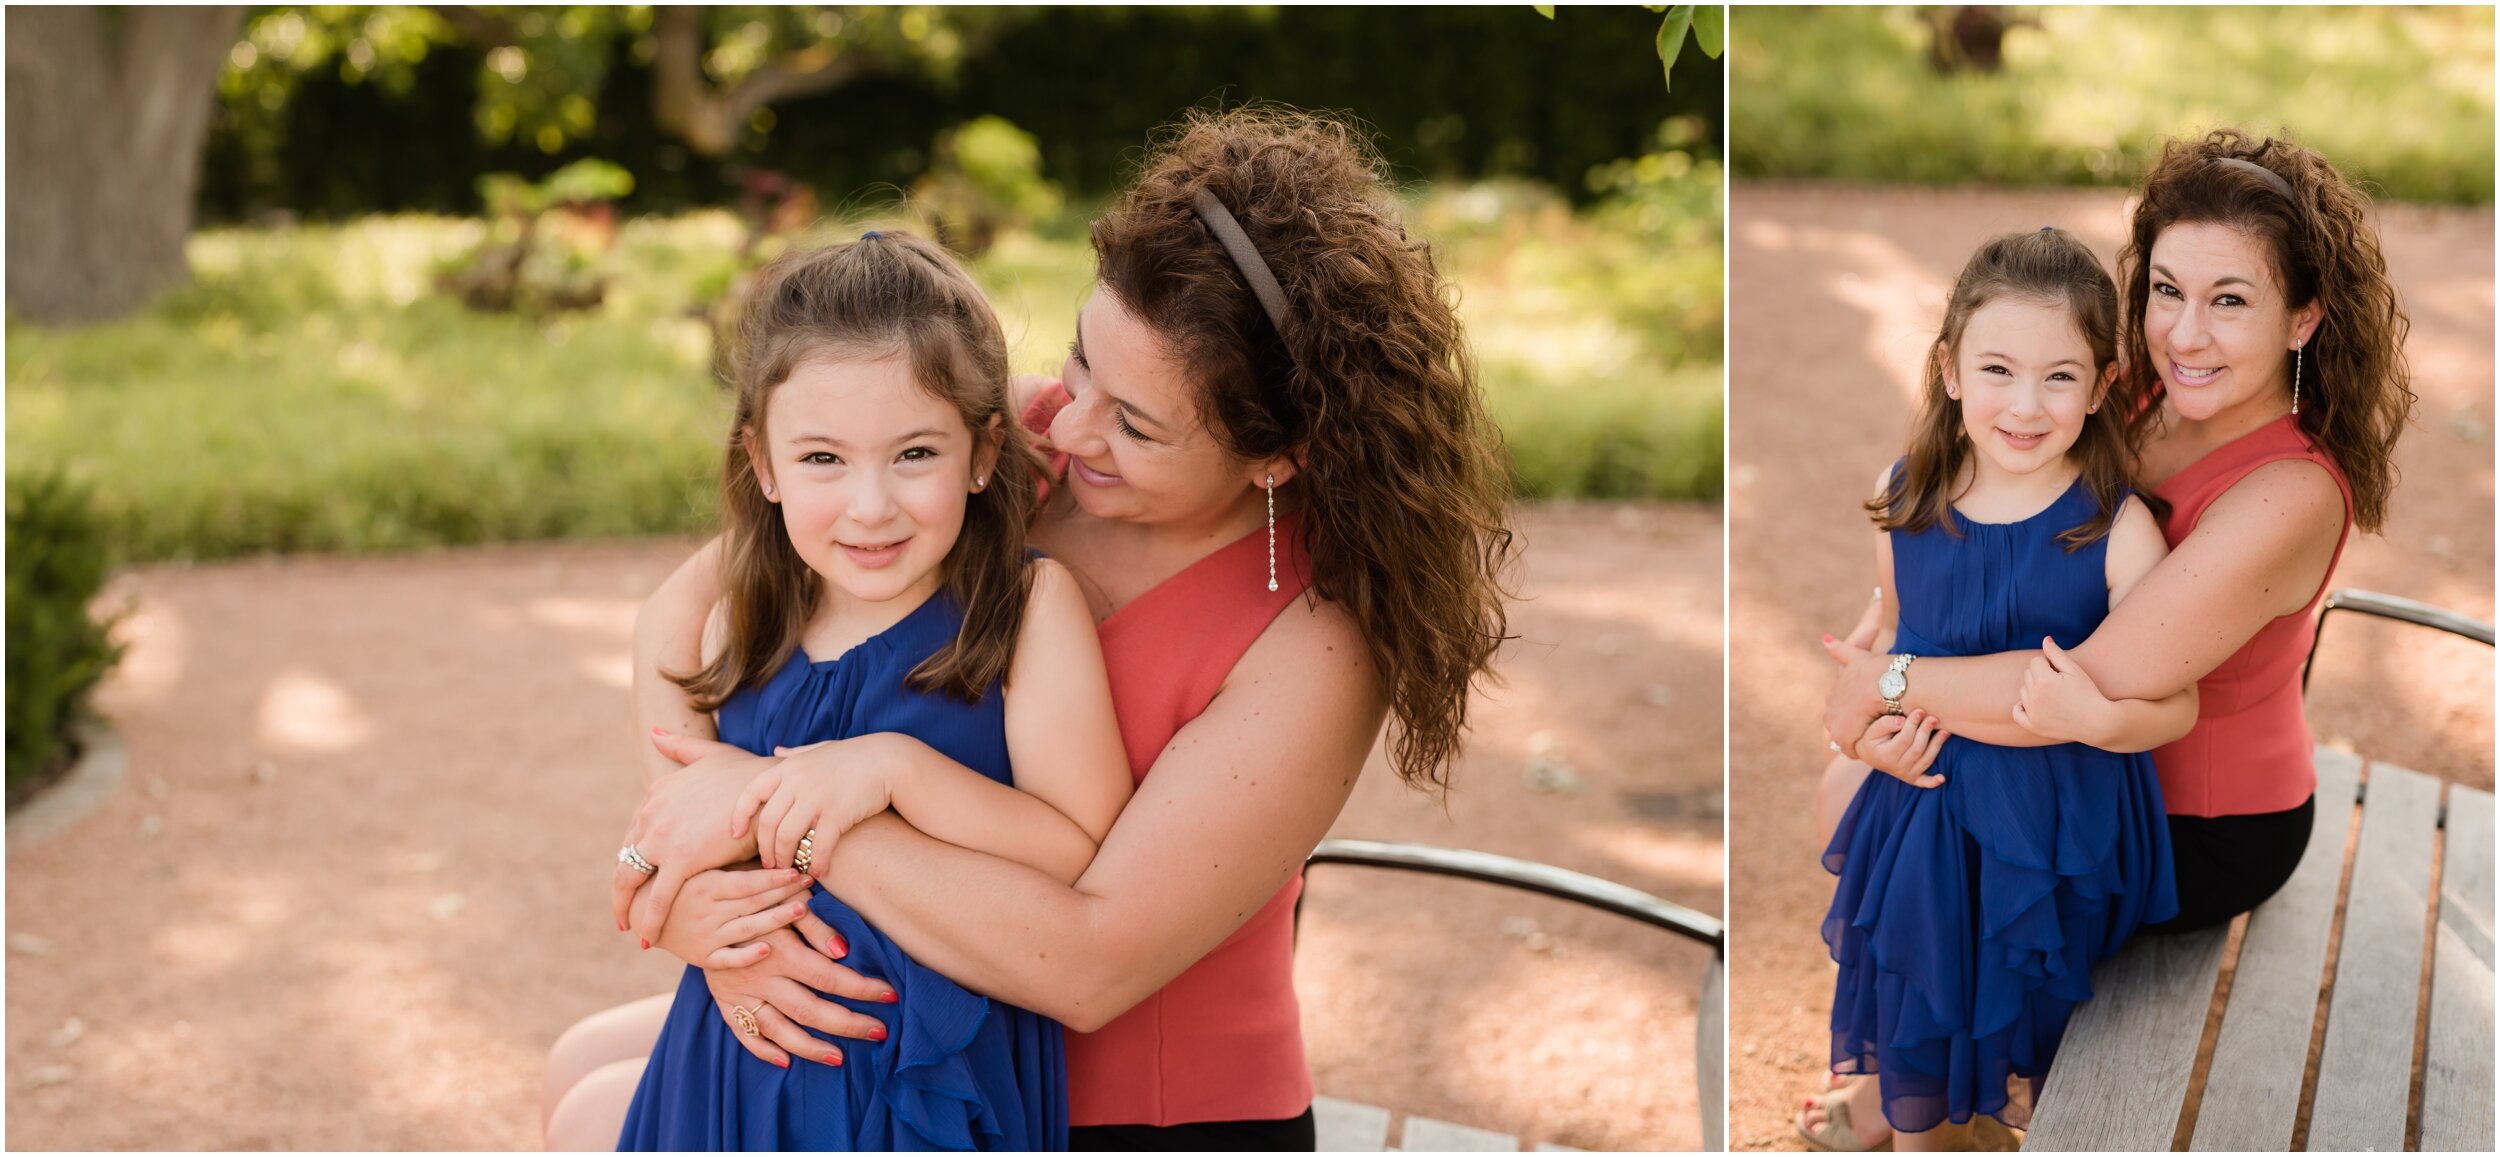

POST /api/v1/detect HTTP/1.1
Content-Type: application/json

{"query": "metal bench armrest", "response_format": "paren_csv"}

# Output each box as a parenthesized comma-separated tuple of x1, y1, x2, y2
(2304, 588, 2496, 692)
(1304, 838, 1724, 956)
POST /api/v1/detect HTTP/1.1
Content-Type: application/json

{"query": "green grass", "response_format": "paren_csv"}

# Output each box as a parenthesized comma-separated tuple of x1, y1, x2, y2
(6, 180, 1719, 564)
(1732, 5, 2495, 204)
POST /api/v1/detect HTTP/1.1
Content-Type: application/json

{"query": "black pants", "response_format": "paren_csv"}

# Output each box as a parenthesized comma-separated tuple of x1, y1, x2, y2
(2143, 794, 2316, 934)
(1070, 1107, 1316, 1152)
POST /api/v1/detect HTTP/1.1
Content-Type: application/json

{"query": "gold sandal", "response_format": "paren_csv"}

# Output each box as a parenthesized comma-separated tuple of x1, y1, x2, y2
(1796, 1079, 1895, 1153)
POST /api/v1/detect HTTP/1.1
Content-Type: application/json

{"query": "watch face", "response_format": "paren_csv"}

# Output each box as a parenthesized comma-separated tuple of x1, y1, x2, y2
(1877, 671, 1906, 700)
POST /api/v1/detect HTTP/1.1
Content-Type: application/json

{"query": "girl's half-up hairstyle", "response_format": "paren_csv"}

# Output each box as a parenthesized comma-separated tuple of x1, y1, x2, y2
(1872, 227, 2140, 550)
(2116, 130, 2413, 530)
(674, 230, 1043, 711)
(1090, 105, 1517, 794)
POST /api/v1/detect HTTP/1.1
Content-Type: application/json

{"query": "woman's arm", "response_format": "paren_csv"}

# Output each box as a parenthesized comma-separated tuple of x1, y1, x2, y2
(2013, 496, 2200, 752)
(740, 559, 1133, 885)
(810, 598, 1386, 1032)
(1828, 459, 2345, 755)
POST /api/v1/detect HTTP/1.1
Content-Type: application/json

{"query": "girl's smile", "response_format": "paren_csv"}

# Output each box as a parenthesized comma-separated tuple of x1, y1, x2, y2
(1944, 296, 2104, 485)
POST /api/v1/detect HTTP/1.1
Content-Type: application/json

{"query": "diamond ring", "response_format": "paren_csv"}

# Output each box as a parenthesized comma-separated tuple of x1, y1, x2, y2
(618, 845, 657, 875)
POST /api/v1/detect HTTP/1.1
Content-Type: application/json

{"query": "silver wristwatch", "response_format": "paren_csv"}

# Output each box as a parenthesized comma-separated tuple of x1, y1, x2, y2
(1877, 653, 1918, 716)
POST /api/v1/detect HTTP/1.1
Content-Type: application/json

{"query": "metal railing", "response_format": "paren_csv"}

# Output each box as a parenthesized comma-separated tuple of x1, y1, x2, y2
(1295, 838, 1725, 1150)
(2302, 588, 2496, 692)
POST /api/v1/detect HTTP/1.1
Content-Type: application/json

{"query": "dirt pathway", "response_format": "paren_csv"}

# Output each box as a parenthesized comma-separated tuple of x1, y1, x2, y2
(4, 502, 1718, 1152)
(1726, 184, 2493, 1151)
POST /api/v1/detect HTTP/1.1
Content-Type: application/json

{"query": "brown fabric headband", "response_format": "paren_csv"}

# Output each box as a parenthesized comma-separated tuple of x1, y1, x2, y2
(1192, 188, 1292, 339)
(2213, 156, 2295, 201)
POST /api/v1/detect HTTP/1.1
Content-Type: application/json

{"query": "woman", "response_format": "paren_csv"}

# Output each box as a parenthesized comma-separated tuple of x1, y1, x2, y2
(545, 104, 1518, 1150)
(1798, 129, 2413, 1150)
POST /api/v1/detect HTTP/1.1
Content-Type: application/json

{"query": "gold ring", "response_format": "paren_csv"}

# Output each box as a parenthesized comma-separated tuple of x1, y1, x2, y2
(730, 1002, 762, 1037)
(791, 828, 818, 875)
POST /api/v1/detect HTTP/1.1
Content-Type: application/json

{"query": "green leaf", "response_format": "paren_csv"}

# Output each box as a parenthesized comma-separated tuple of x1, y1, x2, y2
(1693, 4, 1724, 58)
(1533, 4, 1555, 19)
(1656, 6, 1693, 90)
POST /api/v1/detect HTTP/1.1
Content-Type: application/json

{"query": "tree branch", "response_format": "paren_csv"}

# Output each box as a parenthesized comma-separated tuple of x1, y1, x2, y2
(427, 5, 519, 50)
(648, 5, 891, 159)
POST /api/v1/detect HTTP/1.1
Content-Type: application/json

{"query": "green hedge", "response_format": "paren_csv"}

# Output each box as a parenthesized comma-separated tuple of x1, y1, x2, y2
(1732, 6, 2494, 205)
(8, 182, 1720, 564)
(6, 471, 124, 805)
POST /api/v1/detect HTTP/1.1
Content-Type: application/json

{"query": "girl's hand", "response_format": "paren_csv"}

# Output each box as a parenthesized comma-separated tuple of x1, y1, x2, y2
(2012, 637, 2115, 745)
(698, 928, 900, 1069)
(613, 730, 779, 942)
(648, 865, 846, 967)
(731, 739, 898, 880)
(1857, 709, 1948, 788)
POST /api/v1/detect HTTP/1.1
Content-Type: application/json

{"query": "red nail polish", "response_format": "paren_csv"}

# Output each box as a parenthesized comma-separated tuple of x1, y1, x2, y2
(771, 1056, 789, 1069)
(879, 990, 899, 1004)
(830, 937, 849, 958)
(869, 1025, 889, 1041)
(828, 1051, 844, 1066)
(639, 938, 650, 950)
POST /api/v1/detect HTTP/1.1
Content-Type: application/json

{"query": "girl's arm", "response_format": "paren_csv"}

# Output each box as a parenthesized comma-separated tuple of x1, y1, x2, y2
(740, 559, 1132, 886)
(633, 535, 728, 781)
(1827, 459, 2345, 755)
(2013, 496, 2200, 751)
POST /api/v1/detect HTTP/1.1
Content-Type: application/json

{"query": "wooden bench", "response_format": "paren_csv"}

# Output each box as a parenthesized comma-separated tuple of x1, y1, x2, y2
(1296, 839, 1726, 1151)
(2027, 590, 2496, 1151)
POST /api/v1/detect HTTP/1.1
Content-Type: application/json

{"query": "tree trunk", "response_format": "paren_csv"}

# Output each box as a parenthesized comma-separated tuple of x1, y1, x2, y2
(6, 6, 242, 326)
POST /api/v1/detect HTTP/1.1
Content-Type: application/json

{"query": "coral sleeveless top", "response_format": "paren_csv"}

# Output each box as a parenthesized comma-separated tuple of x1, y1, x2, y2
(2148, 414, 2354, 817)
(1023, 382, 1320, 1126)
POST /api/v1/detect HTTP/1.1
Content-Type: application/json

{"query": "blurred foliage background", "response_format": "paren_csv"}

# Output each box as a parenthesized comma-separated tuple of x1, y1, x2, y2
(7, 3, 1724, 569)
(1733, 5, 2495, 204)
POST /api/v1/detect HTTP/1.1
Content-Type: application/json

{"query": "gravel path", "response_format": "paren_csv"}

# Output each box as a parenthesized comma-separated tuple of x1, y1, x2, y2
(4, 501, 1720, 1152)
(1727, 183, 2493, 1152)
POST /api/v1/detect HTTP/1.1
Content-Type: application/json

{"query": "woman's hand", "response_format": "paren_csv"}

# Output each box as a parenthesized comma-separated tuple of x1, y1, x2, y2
(647, 865, 845, 966)
(613, 730, 778, 941)
(2012, 637, 2116, 745)
(732, 739, 899, 879)
(1856, 709, 1948, 788)
(697, 928, 900, 1069)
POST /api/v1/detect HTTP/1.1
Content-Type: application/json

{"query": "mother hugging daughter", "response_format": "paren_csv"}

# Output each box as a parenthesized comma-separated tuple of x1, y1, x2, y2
(540, 104, 1520, 1152)
(1799, 129, 2413, 1150)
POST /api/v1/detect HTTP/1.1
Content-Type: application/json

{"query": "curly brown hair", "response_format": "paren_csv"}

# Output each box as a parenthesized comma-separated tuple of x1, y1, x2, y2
(1089, 105, 1518, 794)
(1871, 228, 2144, 550)
(2115, 129, 2414, 531)
(674, 230, 1045, 712)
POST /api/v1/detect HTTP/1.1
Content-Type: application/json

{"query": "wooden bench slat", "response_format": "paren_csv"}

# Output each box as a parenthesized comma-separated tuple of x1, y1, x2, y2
(2307, 761, 2443, 1153)
(1313, 1096, 1391, 1152)
(2023, 923, 2230, 1151)
(1399, 1115, 1522, 1151)
(2421, 784, 2495, 1153)
(1699, 957, 1725, 1154)
(2188, 747, 2361, 1151)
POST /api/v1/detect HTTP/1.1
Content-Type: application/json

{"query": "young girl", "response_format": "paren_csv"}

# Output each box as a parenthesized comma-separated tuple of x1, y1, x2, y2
(615, 231, 1131, 1151)
(1812, 228, 2185, 1148)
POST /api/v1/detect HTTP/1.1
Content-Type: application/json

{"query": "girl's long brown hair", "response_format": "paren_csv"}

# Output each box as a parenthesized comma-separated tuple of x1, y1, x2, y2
(674, 231, 1043, 711)
(1870, 227, 2141, 551)
(2114, 130, 2413, 531)
(1090, 105, 1517, 794)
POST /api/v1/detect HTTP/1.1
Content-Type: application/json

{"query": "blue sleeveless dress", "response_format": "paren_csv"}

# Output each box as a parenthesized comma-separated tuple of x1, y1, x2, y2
(618, 591, 1068, 1151)
(1823, 476, 2178, 1133)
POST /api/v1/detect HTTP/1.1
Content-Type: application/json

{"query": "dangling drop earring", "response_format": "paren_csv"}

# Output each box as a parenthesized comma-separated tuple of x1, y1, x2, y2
(1264, 473, 1278, 593)
(2291, 345, 2303, 415)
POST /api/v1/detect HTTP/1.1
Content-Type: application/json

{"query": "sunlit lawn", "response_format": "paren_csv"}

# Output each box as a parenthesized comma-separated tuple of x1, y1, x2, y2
(1732, 5, 2494, 204)
(7, 181, 1720, 563)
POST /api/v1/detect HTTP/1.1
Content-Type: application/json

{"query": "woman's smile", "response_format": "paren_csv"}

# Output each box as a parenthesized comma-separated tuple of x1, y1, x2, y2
(1069, 456, 1125, 487)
